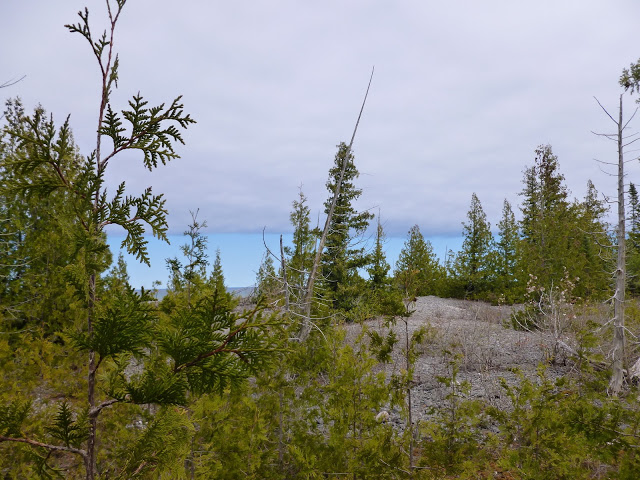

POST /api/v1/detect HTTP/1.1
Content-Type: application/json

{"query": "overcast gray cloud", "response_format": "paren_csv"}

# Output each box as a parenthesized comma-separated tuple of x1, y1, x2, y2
(3, 0, 640, 239)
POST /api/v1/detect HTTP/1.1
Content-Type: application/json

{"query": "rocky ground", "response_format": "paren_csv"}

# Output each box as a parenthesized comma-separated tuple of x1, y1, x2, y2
(344, 296, 582, 423)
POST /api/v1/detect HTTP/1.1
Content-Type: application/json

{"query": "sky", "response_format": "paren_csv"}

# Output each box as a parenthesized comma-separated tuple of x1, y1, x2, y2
(3, 1, 640, 287)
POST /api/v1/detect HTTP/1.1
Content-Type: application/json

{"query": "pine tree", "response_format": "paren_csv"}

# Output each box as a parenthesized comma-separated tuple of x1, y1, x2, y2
(452, 193, 494, 298)
(321, 142, 373, 311)
(395, 224, 442, 298)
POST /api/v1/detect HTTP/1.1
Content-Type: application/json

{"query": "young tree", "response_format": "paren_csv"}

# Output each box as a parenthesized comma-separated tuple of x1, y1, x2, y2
(394, 224, 442, 298)
(207, 248, 234, 314)
(368, 216, 391, 290)
(366, 216, 404, 317)
(451, 193, 494, 298)
(495, 199, 519, 300)
(254, 252, 280, 304)
(284, 187, 317, 310)
(165, 210, 209, 305)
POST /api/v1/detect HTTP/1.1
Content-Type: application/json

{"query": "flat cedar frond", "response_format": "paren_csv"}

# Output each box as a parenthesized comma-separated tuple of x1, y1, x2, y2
(0, 400, 31, 437)
(101, 105, 126, 149)
(102, 94, 196, 170)
(124, 359, 188, 405)
(45, 402, 88, 449)
(71, 285, 154, 358)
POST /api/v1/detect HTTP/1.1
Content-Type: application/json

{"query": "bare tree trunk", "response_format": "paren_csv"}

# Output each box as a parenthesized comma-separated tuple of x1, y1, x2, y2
(298, 68, 374, 341)
(611, 94, 627, 395)
(595, 94, 634, 394)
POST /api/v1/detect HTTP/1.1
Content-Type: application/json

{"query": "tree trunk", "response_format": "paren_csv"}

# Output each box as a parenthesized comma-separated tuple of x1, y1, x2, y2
(298, 68, 374, 341)
(86, 272, 97, 480)
(610, 94, 626, 395)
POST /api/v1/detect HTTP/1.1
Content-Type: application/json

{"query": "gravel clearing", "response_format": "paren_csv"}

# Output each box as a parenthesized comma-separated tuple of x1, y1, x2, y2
(344, 296, 575, 423)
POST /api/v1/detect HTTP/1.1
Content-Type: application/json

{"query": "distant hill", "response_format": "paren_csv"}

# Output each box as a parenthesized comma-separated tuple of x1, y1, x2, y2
(227, 286, 255, 298)
(142, 287, 255, 301)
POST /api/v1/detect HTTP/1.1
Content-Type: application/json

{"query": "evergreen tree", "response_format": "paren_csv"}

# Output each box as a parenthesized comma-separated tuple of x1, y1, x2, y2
(573, 180, 611, 299)
(451, 193, 494, 298)
(165, 210, 209, 305)
(368, 217, 391, 289)
(366, 217, 404, 316)
(627, 183, 640, 295)
(518, 145, 573, 291)
(321, 142, 373, 311)
(0, 99, 89, 333)
(395, 224, 442, 297)
(207, 248, 234, 314)
(284, 187, 317, 309)
(495, 199, 520, 301)
(254, 252, 280, 304)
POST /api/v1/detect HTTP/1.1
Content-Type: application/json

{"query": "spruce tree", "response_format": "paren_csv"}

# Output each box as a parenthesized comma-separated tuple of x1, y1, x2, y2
(208, 248, 234, 314)
(452, 193, 494, 298)
(368, 217, 391, 289)
(321, 142, 373, 311)
(395, 224, 442, 298)
(627, 183, 640, 294)
(495, 199, 520, 301)
(629, 183, 640, 238)
(165, 210, 209, 306)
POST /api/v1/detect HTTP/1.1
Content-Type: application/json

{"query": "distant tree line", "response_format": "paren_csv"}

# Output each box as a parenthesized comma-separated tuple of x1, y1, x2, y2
(255, 142, 614, 322)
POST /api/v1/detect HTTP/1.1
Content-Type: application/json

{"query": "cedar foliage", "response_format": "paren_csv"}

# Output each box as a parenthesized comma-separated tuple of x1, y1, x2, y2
(0, 2, 280, 478)
(4, 3, 640, 479)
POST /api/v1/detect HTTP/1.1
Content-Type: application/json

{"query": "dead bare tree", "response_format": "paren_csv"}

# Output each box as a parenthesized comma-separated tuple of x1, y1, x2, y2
(297, 68, 374, 342)
(0, 76, 25, 89)
(593, 94, 639, 394)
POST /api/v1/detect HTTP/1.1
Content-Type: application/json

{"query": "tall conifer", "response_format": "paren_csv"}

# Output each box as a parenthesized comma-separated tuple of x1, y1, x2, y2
(321, 142, 373, 311)
(495, 199, 519, 299)
(452, 193, 494, 298)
